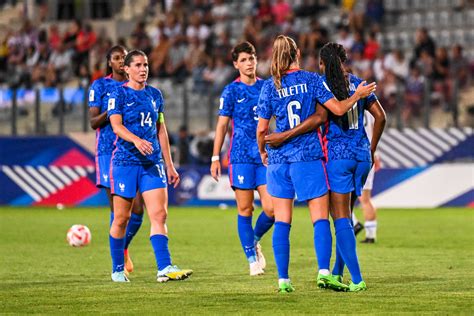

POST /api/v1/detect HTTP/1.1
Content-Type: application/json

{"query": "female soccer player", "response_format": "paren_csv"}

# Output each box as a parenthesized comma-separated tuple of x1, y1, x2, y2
(264, 42, 386, 291)
(107, 50, 192, 282)
(256, 36, 376, 293)
(88, 45, 144, 274)
(210, 42, 274, 276)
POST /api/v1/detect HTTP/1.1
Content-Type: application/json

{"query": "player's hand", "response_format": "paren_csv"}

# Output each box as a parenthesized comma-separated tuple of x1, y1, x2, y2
(265, 132, 285, 147)
(373, 152, 381, 172)
(260, 151, 268, 166)
(355, 81, 376, 99)
(134, 138, 154, 156)
(167, 165, 180, 188)
(210, 161, 221, 182)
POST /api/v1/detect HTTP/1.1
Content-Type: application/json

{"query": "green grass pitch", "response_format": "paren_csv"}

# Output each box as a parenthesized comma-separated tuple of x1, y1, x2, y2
(1, 206, 473, 314)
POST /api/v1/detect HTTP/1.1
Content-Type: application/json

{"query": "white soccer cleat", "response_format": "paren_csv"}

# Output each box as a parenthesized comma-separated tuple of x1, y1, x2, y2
(255, 242, 266, 270)
(249, 261, 264, 276)
(157, 265, 193, 283)
(111, 271, 130, 282)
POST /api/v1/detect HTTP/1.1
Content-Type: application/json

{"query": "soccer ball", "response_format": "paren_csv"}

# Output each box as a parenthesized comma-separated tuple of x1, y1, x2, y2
(66, 225, 91, 247)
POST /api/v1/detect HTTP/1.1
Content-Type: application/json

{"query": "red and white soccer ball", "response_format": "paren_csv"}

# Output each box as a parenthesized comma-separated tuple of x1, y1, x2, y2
(66, 225, 91, 247)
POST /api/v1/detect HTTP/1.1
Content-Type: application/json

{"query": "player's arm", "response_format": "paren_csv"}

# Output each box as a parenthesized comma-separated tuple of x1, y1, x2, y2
(89, 107, 108, 130)
(265, 104, 328, 148)
(109, 114, 153, 156)
(256, 117, 270, 166)
(210, 115, 231, 181)
(324, 81, 376, 116)
(157, 114, 180, 188)
(366, 100, 386, 165)
(88, 83, 108, 130)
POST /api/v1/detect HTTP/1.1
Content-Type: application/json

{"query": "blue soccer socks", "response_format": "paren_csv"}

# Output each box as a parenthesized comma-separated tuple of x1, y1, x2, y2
(334, 218, 363, 284)
(254, 211, 275, 242)
(150, 234, 172, 271)
(313, 219, 332, 271)
(238, 215, 257, 263)
(332, 245, 345, 276)
(273, 221, 291, 279)
(109, 235, 125, 272)
(125, 212, 143, 249)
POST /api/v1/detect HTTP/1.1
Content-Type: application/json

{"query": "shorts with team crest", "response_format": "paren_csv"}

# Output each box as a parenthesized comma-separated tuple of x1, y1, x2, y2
(95, 155, 112, 188)
(111, 163, 167, 198)
(229, 163, 267, 190)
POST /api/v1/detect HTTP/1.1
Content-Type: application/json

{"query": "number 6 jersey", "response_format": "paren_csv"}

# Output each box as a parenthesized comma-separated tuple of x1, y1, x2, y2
(108, 84, 164, 166)
(322, 73, 378, 163)
(257, 70, 334, 164)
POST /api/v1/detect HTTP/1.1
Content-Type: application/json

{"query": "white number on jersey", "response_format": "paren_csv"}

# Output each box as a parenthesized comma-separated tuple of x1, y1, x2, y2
(253, 106, 258, 121)
(287, 100, 301, 128)
(347, 103, 359, 129)
(140, 112, 153, 127)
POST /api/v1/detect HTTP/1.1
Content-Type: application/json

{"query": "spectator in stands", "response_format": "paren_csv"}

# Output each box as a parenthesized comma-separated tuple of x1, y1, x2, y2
(186, 12, 210, 43)
(177, 125, 192, 165)
(149, 33, 171, 77)
(432, 46, 451, 109)
(165, 35, 188, 83)
(414, 28, 436, 59)
(403, 64, 425, 125)
(363, 31, 379, 60)
(48, 42, 73, 84)
(271, 0, 292, 26)
(450, 44, 469, 88)
(211, 0, 230, 36)
(255, 0, 273, 28)
(351, 30, 365, 54)
(365, 0, 384, 26)
(48, 24, 62, 51)
(384, 49, 409, 81)
(335, 25, 354, 51)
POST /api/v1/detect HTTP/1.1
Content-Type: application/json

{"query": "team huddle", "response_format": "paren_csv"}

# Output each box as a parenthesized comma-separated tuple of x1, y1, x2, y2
(89, 34, 385, 293)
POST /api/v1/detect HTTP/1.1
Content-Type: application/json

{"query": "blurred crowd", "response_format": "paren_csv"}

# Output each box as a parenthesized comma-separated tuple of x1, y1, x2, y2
(0, 0, 473, 130)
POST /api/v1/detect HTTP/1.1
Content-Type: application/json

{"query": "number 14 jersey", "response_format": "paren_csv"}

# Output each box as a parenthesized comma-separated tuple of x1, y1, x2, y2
(108, 84, 164, 166)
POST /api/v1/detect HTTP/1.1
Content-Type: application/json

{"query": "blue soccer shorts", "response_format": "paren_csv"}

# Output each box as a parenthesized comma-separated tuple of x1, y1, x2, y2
(266, 160, 329, 202)
(95, 155, 112, 189)
(326, 159, 371, 196)
(110, 163, 167, 198)
(229, 163, 267, 190)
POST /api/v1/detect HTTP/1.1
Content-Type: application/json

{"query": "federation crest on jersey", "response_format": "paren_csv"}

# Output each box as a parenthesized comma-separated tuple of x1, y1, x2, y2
(108, 98, 115, 110)
(119, 183, 125, 192)
(238, 175, 244, 184)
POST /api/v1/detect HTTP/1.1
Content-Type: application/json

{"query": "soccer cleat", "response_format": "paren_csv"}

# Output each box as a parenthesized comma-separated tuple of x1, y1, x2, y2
(349, 280, 367, 292)
(157, 265, 193, 283)
(249, 261, 264, 276)
(111, 271, 130, 282)
(255, 242, 266, 270)
(124, 249, 134, 273)
(333, 274, 343, 283)
(353, 222, 364, 236)
(317, 273, 349, 292)
(278, 280, 295, 293)
(361, 238, 375, 244)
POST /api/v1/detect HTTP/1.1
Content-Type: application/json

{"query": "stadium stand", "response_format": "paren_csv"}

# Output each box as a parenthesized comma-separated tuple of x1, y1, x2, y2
(0, 0, 473, 137)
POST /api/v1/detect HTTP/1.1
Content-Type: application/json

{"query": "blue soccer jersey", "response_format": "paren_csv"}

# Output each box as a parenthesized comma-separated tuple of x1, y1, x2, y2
(219, 78, 264, 164)
(88, 75, 126, 156)
(257, 70, 334, 164)
(108, 84, 164, 166)
(323, 73, 378, 162)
